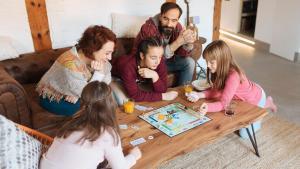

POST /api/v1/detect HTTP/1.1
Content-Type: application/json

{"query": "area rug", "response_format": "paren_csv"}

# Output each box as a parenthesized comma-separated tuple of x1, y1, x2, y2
(159, 114, 300, 169)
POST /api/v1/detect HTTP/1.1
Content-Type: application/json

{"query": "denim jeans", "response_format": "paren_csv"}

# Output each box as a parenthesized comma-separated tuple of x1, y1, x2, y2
(166, 55, 195, 86)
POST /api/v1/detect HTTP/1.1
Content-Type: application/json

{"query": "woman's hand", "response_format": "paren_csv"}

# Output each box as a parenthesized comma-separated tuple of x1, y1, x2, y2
(129, 147, 142, 160)
(138, 67, 159, 82)
(186, 91, 205, 102)
(64, 95, 79, 104)
(162, 91, 178, 101)
(91, 60, 105, 72)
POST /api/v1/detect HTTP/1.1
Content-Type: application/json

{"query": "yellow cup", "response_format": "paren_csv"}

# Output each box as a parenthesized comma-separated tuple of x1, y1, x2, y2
(124, 99, 134, 114)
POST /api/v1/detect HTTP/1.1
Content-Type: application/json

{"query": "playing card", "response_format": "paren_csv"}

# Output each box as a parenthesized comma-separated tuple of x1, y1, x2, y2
(130, 137, 146, 146)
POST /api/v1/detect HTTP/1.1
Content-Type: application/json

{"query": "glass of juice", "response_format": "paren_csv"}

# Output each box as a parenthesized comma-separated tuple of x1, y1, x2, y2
(123, 99, 135, 114)
(184, 81, 193, 94)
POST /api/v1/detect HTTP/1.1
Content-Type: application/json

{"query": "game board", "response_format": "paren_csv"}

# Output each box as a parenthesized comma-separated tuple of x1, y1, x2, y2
(139, 103, 212, 137)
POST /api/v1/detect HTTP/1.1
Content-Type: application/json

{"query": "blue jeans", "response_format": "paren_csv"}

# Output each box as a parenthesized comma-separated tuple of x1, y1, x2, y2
(166, 55, 195, 86)
(39, 97, 80, 116)
(239, 86, 266, 139)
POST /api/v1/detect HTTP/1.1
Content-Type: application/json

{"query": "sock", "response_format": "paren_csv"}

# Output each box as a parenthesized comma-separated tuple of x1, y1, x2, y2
(265, 96, 277, 112)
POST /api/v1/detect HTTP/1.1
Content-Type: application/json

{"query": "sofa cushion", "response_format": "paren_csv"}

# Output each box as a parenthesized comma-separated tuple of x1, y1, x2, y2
(0, 115, 42, 169)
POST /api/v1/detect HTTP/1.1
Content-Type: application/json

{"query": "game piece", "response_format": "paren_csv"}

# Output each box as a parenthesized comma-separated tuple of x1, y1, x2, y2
(166, 119, 173, 124)
(130, 137, 146, 146)
(139, 103, 212, 137)
(148, 135, 154, 140)
(131, 125, 140, 130)
(119, 124, 128, 130)
(158, 114, 165, 120)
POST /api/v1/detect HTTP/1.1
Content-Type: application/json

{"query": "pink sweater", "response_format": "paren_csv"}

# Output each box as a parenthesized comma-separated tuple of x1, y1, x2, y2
(204, 70, 262, 112)
(40, 130, 137, 169)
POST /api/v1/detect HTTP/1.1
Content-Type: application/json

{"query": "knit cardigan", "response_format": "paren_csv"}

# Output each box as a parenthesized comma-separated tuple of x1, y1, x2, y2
(36, 47, 112, 102)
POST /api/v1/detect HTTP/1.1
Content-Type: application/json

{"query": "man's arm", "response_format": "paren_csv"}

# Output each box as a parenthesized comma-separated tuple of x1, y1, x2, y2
(131, 22, 158, 56)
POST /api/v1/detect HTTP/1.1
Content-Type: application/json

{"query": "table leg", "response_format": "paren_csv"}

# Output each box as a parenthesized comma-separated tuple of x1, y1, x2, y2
(246, 124, 260, 157)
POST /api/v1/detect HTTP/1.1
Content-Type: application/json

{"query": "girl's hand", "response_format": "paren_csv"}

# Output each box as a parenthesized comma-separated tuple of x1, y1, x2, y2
(91, 60, 105, 72)
(138, 67, 159, 82)
(129, 147, 142, 160)
(197, 103, 208, 115)
(162, 91, 178, 101)
(186, 91, 205, 102)
(64, 95, 79, 104)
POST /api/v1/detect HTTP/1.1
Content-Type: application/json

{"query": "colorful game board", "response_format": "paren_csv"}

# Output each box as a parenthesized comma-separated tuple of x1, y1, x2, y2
(139, 103, 212, 137)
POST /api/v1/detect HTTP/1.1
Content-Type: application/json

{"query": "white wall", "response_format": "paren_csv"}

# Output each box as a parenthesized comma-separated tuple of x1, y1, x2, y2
(255, 0, 300, 61)
(0, 0, 215, 56)
(220, 0, 242, 33)
(46, 0, 164, 49)
(0, 0, 34, 53)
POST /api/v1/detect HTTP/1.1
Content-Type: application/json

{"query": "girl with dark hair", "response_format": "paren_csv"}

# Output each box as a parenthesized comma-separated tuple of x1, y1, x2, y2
(111, 37, 178, 103)
(40, 81, 141, 169)
(186, 40, 277, 138)
(36, 25, 116, 116)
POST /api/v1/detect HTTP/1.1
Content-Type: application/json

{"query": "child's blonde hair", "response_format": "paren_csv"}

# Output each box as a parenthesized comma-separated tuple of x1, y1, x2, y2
(56, 81, 120, 145)
(203, 40, 243, 90)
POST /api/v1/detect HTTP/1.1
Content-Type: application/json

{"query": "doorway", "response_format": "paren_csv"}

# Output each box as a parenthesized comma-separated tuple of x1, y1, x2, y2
(239, 0, 258, 37)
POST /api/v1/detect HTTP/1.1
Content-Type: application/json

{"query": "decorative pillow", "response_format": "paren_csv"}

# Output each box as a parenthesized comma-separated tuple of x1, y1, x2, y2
(111, 13, 150, 38)
(0, 115, 42, 169)
(0, 36, 19, 61)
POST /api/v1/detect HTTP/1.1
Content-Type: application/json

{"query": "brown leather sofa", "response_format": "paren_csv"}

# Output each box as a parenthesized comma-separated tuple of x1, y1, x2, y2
(0, 38, 204, 137)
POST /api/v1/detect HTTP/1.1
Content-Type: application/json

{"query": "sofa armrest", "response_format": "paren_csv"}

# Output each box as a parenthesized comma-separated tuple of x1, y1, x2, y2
(0, 66, 32, 127)
(0, 47, 70, 84)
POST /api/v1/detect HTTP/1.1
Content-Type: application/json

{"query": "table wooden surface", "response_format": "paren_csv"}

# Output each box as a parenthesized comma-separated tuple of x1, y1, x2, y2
(117, 87, 268, 169)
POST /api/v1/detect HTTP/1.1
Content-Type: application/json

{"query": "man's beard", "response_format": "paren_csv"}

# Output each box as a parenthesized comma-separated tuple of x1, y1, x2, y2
(159, 24, 174, 37)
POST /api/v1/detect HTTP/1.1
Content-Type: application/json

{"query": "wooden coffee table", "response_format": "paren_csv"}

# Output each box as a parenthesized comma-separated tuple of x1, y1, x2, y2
(117, 87, 268, 169)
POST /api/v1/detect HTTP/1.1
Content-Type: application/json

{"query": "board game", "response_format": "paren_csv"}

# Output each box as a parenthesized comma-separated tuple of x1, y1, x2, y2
(139, 103, 212, 137)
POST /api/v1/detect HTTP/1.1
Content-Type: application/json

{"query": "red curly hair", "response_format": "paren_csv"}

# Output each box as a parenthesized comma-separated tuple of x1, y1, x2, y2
(77, 25, 116, 59)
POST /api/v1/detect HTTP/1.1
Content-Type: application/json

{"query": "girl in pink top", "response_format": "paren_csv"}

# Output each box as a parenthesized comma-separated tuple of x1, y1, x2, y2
(40, 81, 142, 169)
(186, 40, 277, 137)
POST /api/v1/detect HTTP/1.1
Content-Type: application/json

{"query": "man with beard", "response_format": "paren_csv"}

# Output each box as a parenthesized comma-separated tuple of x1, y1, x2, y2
(131, 2, 197, 86)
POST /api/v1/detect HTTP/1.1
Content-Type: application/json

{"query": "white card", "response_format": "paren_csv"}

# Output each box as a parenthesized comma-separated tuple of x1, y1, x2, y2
(119, 124, 128, 130)
(130, 137, 146, 146)
(135, 105, 153, 111)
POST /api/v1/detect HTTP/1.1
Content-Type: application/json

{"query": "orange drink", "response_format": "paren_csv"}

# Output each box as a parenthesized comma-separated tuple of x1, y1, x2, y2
(124, 99, 135, 114)
(184, 85, 193, 93)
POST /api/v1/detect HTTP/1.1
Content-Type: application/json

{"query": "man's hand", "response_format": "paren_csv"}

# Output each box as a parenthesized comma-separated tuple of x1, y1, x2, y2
(169, 28, 197, 54)
(91, 60, 105, 72)
(64, 95, 79, 104)
(182, 29, 197, 44)
(138, 67, 159, 82)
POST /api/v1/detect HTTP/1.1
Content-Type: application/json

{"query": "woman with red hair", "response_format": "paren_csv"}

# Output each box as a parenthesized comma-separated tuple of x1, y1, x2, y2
(36, 25, 116, 116)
